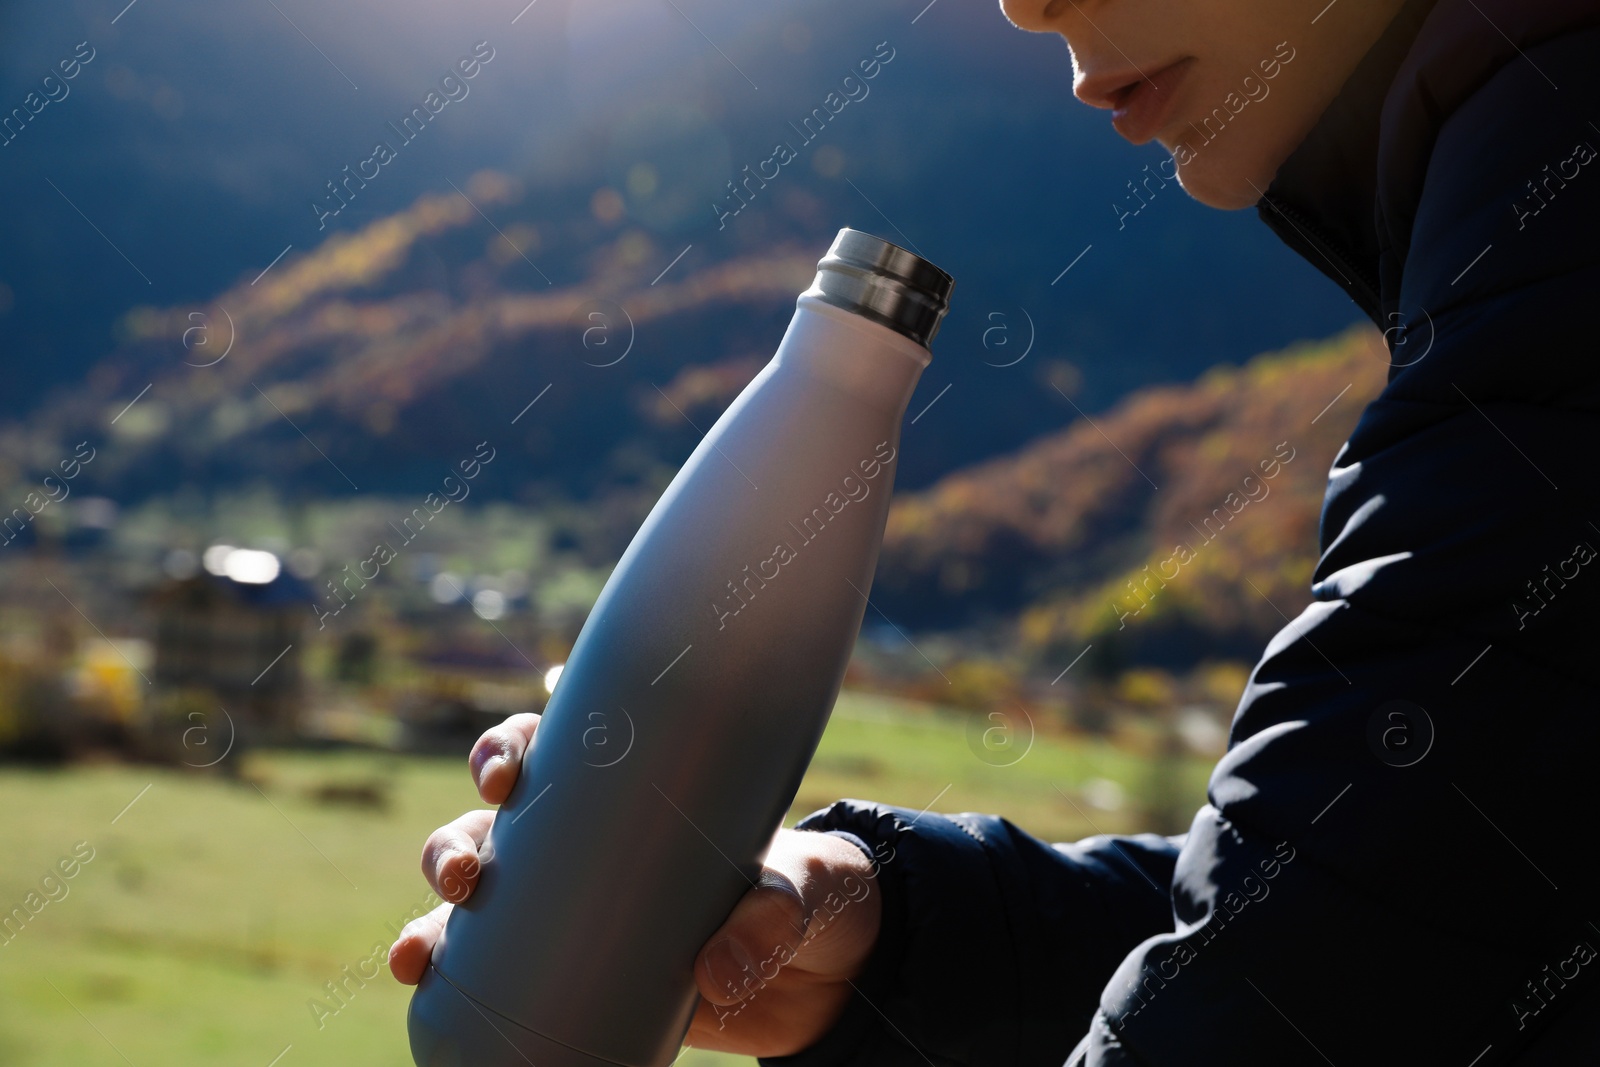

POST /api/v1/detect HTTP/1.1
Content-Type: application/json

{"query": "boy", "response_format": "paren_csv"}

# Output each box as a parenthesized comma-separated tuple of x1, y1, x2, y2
(392, 0, 1600, 1061)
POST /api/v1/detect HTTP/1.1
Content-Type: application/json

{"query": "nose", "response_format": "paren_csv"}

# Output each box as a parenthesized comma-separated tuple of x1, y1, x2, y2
(999, 0, 1093, 96)
(999, 0, 1065, 33)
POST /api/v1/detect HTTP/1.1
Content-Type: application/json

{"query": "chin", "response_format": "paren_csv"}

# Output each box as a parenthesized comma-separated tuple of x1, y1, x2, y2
(1169, 145, 1282, 211)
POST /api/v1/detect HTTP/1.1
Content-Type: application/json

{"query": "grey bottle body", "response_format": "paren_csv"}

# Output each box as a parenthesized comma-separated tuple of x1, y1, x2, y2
(409, 232, 952, 1067)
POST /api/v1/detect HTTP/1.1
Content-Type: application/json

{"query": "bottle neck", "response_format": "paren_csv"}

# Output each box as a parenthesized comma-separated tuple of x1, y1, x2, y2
(773, 295, 930, 415)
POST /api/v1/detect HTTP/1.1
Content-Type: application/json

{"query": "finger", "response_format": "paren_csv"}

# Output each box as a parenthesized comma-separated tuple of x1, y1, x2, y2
(421, 809, 496, 903)
(757, 829, 885, 978)
(469, 713, 542, 804)
(694, 870, 809, 1008)
(388, 902, 453, 984)
(685, 972, 852, 1058)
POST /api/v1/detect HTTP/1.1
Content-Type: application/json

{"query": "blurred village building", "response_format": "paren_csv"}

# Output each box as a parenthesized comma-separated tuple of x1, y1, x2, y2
(148, 549, 313, 744)
(396, 617, 550, 749)
(0, 526, 570, 763)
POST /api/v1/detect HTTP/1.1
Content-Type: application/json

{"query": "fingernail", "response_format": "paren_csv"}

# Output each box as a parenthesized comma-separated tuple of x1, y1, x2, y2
(703, 937, 759, 1001)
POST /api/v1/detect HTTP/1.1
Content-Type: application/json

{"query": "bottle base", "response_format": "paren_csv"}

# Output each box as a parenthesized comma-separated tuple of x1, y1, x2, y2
(409, 964, 639, 1067)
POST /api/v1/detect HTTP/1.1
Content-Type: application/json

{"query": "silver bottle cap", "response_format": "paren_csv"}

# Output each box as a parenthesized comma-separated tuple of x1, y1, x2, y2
(804, 228, 955, 349)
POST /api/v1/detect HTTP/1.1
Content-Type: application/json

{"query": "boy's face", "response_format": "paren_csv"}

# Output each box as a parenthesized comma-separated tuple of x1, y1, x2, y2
(1001, 0, 1406, 208)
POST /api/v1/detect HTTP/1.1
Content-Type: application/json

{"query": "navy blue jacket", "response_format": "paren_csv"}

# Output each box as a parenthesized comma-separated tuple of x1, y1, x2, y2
(761, 0, 1600, 1063)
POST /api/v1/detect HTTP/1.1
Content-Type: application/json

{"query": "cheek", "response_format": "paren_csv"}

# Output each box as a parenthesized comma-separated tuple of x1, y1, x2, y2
(1159, 7, 1320, 206)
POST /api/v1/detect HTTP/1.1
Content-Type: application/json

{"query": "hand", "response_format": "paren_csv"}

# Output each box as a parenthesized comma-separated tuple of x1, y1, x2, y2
(387, 712, 886, 1058)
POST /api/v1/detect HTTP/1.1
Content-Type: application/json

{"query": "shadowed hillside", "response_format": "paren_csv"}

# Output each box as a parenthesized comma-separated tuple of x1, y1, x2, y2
(0, 173, 819, 503)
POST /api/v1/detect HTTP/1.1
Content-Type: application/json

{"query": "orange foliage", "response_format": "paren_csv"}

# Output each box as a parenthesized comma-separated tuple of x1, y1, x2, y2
(879, 327, 1392, 658)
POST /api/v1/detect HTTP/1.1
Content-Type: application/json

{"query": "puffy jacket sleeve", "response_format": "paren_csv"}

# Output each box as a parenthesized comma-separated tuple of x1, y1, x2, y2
(755, 803, 1182, 1067)
(1069, 25, 1600, 1067)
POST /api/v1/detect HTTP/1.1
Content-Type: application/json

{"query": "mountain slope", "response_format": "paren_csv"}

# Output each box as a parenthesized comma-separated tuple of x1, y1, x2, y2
(876, 326, 1391, 667)
(0, 174, 819, 502)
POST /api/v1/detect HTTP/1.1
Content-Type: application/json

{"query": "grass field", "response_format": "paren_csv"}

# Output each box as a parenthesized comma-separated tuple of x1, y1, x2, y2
(0, 691, 1212, 1066)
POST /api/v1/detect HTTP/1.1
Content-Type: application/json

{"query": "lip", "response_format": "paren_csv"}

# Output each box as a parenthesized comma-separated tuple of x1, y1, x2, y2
(1109, 57, 1194, 144)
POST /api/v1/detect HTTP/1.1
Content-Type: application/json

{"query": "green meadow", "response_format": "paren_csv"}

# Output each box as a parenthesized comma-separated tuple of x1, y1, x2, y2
(0, 692, 1211, 1066)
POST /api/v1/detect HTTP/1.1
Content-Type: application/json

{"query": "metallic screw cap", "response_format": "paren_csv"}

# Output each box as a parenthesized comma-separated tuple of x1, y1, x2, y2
(803, 228, 955, 348)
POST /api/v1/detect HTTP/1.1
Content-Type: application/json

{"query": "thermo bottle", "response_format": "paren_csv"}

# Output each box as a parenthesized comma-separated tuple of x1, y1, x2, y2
(408, 228, 955, 1067)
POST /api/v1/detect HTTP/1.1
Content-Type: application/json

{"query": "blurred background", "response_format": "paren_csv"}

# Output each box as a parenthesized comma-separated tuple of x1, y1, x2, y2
(0, 0, 1383, 1062)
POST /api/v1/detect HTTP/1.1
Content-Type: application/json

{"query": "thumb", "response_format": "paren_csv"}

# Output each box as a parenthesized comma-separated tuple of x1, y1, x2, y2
(695, 870, 809, 1007)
